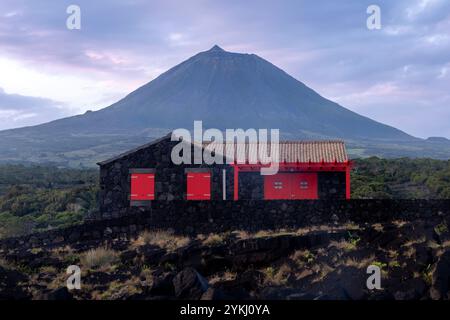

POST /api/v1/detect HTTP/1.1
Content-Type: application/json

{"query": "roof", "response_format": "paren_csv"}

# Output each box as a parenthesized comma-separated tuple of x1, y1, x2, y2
(203, 140, 348, 163)
(97, 133, 348, 166)
(97, 132, 172, 166)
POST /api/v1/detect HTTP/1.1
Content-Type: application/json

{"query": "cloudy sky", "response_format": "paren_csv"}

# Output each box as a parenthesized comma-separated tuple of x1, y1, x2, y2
(0, 0, 449, 138)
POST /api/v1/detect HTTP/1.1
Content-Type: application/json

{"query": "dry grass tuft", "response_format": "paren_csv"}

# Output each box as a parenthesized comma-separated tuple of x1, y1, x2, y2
(262, 264, 292, 285)
(202, 233, 226, 246)
(329, 239, 358, 252)
(132, 230, 190, 251)
(93, 278, 142, 300)
(442, 240, 450, 248)
(343, 255, 376, 269)
(290, 249, 315, 267)
(253, 230, 272, 238)
(208, 270, 237, 285)
(372, 223, 384, 232)
(81, 247, 119, 269)
(232, 230, 251, 239)
(392, 220, 407, 228)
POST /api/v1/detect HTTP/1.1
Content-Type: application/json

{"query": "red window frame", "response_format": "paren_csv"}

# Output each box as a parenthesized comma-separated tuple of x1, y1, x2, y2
(186, 171, 211, 200)
(130, 172, 155, 201)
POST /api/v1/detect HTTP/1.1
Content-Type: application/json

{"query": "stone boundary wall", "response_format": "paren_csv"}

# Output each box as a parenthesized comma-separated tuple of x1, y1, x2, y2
(1, 199, 449, 250)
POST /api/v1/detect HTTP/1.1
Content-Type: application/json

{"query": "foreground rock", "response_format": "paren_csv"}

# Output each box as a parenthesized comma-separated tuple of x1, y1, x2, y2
(173, 268, 209, 299)
(430, 250, 450, 300)
(0, 266, 30, 300)
(1, 220, 450, 300)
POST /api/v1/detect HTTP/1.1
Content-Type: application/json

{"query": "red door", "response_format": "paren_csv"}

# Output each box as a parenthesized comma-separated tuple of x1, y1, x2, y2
(130, 173, 155, 200)
(290, 173, 318, 200)
(264, 173, 318, 200)
(187, 172, 211, 200)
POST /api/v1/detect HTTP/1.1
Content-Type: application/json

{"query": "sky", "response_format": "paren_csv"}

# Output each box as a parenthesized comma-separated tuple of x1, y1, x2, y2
(0, 0, 449, 138)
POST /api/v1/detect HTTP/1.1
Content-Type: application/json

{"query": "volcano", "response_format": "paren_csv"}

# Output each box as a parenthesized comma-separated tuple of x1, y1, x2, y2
(1, 45, 448, 166)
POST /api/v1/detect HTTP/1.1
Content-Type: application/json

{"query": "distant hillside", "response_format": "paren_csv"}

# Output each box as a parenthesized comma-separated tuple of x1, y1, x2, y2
(0, 45, 449, 166)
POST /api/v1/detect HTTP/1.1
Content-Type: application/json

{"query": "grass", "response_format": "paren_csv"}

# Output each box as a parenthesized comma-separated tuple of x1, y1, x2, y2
(392, 220, 407, 228)
(372, 223, 384, 232)
(421, 264, 433, 286)
(290, 249, 315, 267)
(442, 240, 450, 248)
(209, 270, 237, 285)
(329, 239, 358, 252)
(139, 266, 154, 285)
(39, 266, 58, 274)
(343, 255, 376, 269)
(201, 233, 226, 246)
(231, 230, 251, 239)
(388, 261, 401, 268)
(233, 226, 346, 240)
(402, 235, 427, 247)
(233, 229, 294, 239)
(94, 278, 142, 300)
(261, 264, 291, 286)
(132, 230, 190, 251)
(51, 245, 80, 265)
(371, 261, 387, 270)
(434, 222, 448, 235)
(81, 247, 119, 270)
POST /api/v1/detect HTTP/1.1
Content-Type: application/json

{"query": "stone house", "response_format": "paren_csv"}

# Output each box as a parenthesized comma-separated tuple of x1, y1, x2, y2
(97, 133, 351, 214)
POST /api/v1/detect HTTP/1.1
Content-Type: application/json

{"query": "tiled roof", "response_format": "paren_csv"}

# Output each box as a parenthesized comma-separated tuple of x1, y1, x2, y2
(203, 141, 348, 163)
(97, 133, 348, 166)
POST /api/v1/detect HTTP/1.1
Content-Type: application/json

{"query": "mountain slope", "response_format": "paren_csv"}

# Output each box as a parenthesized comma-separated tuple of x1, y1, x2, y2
(1, 45, 448, 166)
(10, 45, 414, 140)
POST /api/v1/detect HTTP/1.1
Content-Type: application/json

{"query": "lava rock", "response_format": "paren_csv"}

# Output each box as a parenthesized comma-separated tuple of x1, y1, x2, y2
(42, 287, 73, 300)
(201, 287, 228, 300)
(430, 250, 450, 300)
(120, 250, 138, 263)
(0, 266, 30, 300)
(173, 268, 209, 300)
(150, 273, 175, 296)
(138, 245, 166, 265)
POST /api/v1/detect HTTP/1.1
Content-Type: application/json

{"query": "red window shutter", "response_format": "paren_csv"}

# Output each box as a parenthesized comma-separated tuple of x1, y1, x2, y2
(264, 173, 291, 200)
(130, 173, 155, 200)
(291, 173, 318, 200)
(187, 172, 211, 200)
(264, 173, 318, 200)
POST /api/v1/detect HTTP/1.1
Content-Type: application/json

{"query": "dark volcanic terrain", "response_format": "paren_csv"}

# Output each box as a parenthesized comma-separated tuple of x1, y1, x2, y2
(1, 218, 450, 300)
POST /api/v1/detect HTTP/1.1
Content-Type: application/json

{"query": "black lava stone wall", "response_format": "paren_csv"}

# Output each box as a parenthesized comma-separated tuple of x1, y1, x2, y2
(318, 172, 346, 199)
(2, 200, 449, 250)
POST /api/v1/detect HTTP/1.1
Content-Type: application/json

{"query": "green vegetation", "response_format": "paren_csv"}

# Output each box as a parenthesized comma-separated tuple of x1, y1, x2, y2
(434, 222, 448, 236)
(351, 157, 450, 199)
(0, 165, 98, 238)
(372, 261, 387, 270)
(345, 231, 361, 251)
